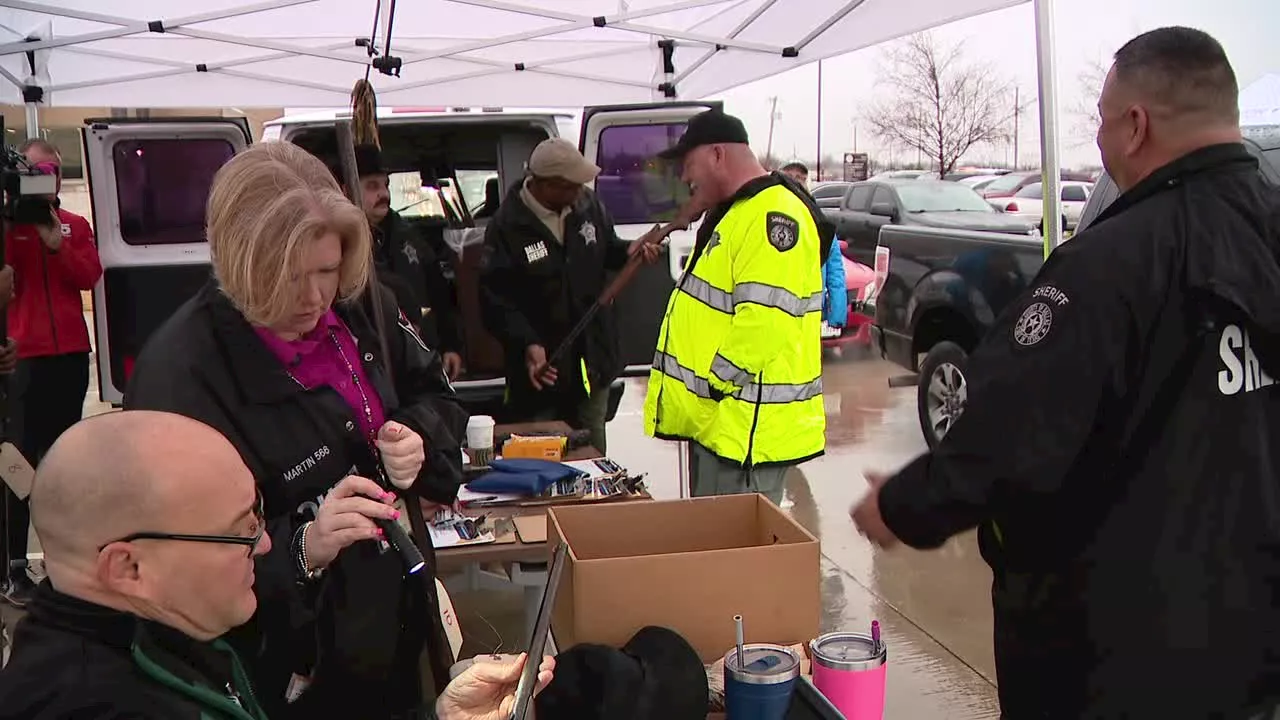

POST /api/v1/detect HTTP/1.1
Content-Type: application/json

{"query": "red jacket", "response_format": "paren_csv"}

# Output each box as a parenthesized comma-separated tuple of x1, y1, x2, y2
(5, 208, 103, 358)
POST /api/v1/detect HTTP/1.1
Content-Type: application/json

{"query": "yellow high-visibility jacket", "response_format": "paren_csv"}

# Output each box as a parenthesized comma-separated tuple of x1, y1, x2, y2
(643, 177, 826, 466)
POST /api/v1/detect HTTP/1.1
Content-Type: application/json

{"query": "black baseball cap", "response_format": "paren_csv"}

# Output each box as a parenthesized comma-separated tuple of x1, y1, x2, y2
(353, 143, 386, 177)
(658, 109, 750, 160)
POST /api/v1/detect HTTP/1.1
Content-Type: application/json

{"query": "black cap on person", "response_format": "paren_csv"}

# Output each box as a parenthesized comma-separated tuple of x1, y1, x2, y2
(658, 109, 750, 160)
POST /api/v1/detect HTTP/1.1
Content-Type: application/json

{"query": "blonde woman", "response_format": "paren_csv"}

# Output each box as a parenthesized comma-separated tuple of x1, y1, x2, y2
(124, 141, 468, 719)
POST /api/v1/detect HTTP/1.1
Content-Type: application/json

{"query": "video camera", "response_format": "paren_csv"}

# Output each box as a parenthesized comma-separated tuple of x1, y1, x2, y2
(0, 118, 58, 226)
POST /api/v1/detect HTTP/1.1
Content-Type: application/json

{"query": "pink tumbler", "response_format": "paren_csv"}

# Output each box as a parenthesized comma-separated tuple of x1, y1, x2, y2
(810, 632, 887, 720)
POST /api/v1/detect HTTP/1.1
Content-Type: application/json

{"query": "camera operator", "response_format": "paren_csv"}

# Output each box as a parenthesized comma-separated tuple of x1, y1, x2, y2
(1, 138, 102, 607)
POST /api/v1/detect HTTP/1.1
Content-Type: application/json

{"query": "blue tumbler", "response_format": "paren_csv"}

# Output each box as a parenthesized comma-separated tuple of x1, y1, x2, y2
(724, 643, 801, 720)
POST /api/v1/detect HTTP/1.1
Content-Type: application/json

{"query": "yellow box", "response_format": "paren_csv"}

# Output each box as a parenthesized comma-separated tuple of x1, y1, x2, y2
(500, 435, 565, 461)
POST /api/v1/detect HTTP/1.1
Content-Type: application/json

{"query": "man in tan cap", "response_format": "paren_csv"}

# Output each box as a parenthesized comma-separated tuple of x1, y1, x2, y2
(479, 138, 657, 452)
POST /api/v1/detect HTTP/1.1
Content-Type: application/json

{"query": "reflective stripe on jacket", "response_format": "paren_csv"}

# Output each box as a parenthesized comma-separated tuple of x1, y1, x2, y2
(644, 178, 826, 466)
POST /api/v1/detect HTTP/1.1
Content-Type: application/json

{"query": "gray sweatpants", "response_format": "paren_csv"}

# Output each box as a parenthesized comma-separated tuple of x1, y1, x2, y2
(688, 442, 789, 505)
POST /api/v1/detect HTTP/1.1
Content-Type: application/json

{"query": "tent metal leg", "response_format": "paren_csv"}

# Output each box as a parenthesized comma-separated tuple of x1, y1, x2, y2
(677, 440, 692, 499)
(1033, 0, 1065, 254)
(24, 102, 39, 140)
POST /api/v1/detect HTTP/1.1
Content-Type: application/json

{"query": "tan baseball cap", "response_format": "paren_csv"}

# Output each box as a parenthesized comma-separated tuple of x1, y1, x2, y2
(528, 138, 600, 185)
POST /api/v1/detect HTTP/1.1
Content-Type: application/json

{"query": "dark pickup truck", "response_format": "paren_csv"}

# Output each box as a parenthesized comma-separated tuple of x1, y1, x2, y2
(870, 130, 1280, 448)
(869, 227, 1044, 447)
(825, 179, 1036, 267)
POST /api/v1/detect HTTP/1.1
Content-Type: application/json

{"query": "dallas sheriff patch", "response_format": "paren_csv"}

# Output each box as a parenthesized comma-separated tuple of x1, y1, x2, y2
(766, 212, 799, 252)
(402, 242, 420, 265)
(580, 221, 597, 245)
(1013, 301, 1054, 346)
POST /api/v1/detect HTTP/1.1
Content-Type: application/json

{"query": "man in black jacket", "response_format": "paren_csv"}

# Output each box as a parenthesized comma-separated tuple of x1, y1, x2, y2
(0, 410, 554, 720)
(851, 27, 1280, 718)
(0, 410, 273, 719)
(480, 138, 657, 453)
(352, 144, 465, 380)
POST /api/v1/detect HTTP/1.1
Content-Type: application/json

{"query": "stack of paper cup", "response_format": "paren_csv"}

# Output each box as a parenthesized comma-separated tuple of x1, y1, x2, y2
(466, 415, 496, 466)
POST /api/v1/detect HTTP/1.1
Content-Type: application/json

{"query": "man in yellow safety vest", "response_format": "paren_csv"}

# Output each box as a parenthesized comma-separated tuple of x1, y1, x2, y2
(644, 109, 834, 504)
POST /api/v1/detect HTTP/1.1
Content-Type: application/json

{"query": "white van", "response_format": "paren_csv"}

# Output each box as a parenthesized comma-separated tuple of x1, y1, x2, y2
(84, 103, 718, 417)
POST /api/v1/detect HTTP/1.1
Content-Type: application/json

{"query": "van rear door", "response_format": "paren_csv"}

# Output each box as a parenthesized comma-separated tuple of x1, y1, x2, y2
(82, 117, 250, 404)
(579, 101, 721, 375)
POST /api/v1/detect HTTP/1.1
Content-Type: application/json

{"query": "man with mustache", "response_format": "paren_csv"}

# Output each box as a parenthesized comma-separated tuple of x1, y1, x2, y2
(351, 144, 465, 380)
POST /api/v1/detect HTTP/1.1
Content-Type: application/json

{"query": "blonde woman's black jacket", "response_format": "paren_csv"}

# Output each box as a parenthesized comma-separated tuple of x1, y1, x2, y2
(123, 278, 469, 720)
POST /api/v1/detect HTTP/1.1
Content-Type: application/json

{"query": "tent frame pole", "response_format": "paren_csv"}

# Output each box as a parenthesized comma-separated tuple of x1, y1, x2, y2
(1033, 0, 1064, 255)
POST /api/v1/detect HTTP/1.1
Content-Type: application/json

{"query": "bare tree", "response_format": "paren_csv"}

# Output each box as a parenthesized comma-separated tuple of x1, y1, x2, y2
(1068, 58, 1109, 146)
(863, 32, 1015, 178)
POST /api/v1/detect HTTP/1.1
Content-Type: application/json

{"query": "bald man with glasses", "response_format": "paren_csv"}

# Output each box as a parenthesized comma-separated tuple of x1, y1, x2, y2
(0, 411, 554, 720)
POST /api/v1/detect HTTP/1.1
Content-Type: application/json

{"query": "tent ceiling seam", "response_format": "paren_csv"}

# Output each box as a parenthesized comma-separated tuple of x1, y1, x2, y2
(673, 0, 777, 84)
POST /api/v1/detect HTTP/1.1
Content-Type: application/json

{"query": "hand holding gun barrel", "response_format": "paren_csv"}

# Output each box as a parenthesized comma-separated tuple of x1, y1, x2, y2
(539, 200, 708, 377)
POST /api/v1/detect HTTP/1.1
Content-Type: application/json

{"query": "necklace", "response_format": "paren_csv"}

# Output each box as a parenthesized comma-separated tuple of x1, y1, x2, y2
(283, 328, 382, 454)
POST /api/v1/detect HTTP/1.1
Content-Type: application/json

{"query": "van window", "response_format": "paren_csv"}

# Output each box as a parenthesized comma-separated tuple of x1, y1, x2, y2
(113, 138, 236, 245)
(594, 123, 691, 224)
(390, 168, 499, 221)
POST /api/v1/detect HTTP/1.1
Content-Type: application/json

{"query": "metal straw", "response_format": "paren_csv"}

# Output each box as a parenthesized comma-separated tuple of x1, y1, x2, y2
(734, 615, 745, 666)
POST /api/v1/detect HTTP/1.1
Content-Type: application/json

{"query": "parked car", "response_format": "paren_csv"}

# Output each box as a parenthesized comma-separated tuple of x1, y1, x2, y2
(957, 174, 1003, 191)
(981, 169, 1094, 200)
(979, 170, 1040, 199)
(824, 179, 1036, 267)
(810, 181, 851, 209)
(824, 244, 876, 352)
(868, 227, 1045, 447)
(871, 169, 928, 181)
(995, 180, 1094, 230)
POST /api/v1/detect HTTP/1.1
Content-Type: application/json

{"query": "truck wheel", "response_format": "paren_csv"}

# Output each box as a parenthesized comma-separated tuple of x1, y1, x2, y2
(917, 341, 969, 449)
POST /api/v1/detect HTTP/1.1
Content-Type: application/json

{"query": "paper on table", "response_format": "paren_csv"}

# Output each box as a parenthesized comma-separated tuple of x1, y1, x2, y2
(562, 459, 611, 479)
(457, 486, 524, 504)
(428, 523, 496, 549)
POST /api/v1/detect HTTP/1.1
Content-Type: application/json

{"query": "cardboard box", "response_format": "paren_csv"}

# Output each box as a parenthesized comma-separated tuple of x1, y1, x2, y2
(547, 494, 820, 662)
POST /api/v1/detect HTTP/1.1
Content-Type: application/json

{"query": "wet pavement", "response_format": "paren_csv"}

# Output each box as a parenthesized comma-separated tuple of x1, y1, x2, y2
(6, 335, 1001, 717)
(451, 347, 1000, 718)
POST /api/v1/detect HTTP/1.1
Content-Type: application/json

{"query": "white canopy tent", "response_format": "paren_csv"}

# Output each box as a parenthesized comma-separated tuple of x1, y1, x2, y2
(0, 0, 1066, 246)
(0, 0, 1029, 106)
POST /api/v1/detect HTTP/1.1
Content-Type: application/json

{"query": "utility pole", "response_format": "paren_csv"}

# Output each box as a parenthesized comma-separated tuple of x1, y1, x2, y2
(766, 95, 779, 162)
(1013, 85, 1020, 170)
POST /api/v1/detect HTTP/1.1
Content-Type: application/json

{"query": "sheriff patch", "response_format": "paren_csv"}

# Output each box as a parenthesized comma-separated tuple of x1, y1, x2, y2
(579, 221, 597, 245)
(524, 241, 549, 264)
(766, 212, 799, 252)
(1013, 301, 1054, 346)
(402, 242, 420, 265)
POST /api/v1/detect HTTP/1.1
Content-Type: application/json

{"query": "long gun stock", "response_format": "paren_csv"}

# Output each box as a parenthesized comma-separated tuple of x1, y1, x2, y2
(545, 203, 704, 369)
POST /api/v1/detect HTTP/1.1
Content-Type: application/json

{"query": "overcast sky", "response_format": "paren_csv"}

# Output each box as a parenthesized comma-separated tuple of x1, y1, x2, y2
(708, 0, 1277, 171)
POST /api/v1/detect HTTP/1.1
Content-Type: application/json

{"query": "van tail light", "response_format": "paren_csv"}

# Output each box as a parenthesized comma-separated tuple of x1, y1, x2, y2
(123, 355, 135, 382)
(1005, 202, 1019, 212)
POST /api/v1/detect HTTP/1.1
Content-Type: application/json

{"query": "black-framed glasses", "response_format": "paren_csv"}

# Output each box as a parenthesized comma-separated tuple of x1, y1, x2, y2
(99, 489, 265, 558)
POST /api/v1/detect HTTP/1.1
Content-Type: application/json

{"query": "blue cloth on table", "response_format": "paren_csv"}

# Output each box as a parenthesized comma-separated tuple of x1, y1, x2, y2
(465, 458, 582, 496)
